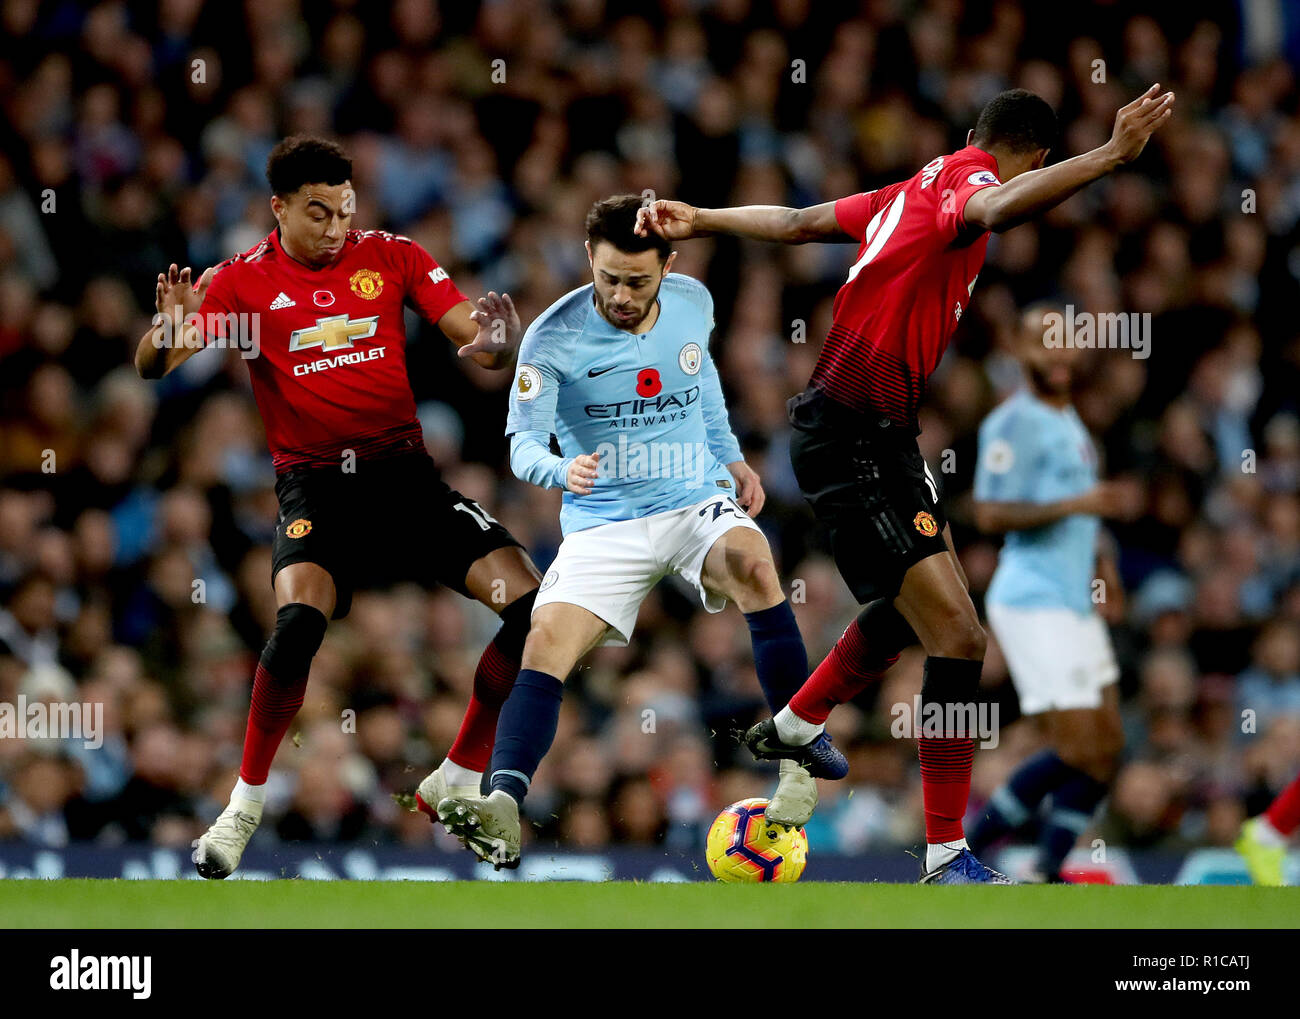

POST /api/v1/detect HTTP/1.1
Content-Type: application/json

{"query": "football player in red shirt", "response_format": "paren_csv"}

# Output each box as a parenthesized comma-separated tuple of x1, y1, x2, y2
(638, 85, 1174, 882)
(134, 136, 542, 878)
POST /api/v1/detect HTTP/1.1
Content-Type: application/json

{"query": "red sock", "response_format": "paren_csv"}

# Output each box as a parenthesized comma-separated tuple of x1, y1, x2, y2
(918, 736, 975, 844)
(239, 661, 309, 785)
(1265, 772, 1300, 837)
(447, 637, 520, 772)
(789, 621, 899, 724)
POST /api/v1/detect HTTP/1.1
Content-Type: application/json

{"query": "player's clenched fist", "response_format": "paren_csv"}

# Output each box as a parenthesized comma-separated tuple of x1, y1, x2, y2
(635, 200, 700, 241)
(566, 452, 601, 495)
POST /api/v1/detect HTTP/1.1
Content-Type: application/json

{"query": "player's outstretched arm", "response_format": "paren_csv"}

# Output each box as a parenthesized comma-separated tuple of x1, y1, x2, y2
(973, 482, 1129, 534)
(964, 84, 1175, 234)
(635, 199, 852, 245)
(439, 292, 520, 369)
(134, 263, 214, 379)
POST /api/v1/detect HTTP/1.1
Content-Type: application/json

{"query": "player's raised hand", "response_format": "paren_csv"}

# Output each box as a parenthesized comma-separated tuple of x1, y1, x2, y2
(566, 452, 601, 496)
(460, 291, 521, 360)
(635, 200, 700, 241)
(155, 263, 213, 323)
(1106, 84, 1175, 165)
(728, 461, 765, 516)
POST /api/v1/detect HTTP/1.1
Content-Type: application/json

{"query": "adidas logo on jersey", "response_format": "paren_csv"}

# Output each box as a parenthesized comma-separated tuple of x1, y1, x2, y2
(270, 292, 295, 309)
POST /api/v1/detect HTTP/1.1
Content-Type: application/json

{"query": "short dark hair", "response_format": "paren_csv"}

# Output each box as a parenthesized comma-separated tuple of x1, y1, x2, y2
(585, 195, 670, 261)
(265, 136, 352, 197)
(971, 89, 1057, 154)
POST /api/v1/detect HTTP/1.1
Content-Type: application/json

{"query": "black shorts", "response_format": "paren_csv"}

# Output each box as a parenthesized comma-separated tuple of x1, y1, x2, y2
(787, 387, 947, 605)
(271, 452, 523, 618)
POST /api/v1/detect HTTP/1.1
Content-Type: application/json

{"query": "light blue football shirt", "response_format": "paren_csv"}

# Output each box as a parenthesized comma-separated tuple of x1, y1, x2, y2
(507, 273, 743, 534)
(975, 388, 1100, 613)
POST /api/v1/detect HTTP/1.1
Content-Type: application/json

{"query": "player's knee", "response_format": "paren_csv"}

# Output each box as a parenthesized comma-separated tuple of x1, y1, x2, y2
(520, 613, 579, 678)
(1055, 735, 1091, 772)
(262, 603, 328, 676)
(729, 552, 782, 605)
(1095, 709, 1125, 771)
(858, 599, 918, 663)
(931, 609, 986, 660)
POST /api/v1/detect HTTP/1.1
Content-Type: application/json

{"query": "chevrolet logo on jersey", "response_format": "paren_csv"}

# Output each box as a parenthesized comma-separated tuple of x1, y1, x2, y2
(289, 314, 380, 353)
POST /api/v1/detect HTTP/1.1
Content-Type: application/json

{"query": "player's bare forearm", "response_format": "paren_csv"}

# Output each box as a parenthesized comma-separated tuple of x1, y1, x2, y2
(966, 84, 1174, 234)
(974, 498, 1085, 534)
(694, 202, 849, 244)
(134, 321, 203, 379)
(438, 297, 518, 369)
(963, 147, 1121, 234)
(1094, 551, 1125, 620)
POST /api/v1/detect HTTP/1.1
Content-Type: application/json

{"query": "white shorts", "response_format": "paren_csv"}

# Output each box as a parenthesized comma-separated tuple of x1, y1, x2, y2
(534, 494, 763, 646)
(986, 603, 1119, 715)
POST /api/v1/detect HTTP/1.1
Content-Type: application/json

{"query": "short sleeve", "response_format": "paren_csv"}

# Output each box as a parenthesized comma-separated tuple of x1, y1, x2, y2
(195, 262, 239, 343)
(404, 240, 467, 323)
(936, 160, 1002, 241)
(834, 191, 879, 243)
(974, 406, 1041, 503)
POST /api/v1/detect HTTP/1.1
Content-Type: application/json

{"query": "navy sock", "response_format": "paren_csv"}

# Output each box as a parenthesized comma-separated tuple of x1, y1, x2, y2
(1038, 772, 1109, 878)
(744, 601, 809, 714)
(488, 668, 564, 805)
(969, 751, 1077, 852)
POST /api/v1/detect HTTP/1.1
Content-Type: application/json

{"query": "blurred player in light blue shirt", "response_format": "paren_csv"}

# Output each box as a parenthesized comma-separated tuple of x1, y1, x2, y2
(969, 306, 1130, 883)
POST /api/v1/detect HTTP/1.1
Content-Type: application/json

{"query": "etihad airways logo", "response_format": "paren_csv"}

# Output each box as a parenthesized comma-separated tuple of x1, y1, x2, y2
(584, 385, 700, 425)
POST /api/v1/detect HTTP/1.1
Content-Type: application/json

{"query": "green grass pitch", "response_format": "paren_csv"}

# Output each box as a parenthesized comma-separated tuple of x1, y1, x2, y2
(0, 880, 1296, 928)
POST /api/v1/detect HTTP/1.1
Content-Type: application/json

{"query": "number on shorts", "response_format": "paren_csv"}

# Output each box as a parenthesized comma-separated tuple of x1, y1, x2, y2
(454, 500, 499, 531)
(698, 499, 738, 522)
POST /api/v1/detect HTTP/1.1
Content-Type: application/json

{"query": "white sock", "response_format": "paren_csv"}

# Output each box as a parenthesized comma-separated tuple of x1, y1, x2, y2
(926, 839, 969, 872)
(441, 758, 483, 789)
(774, 706, 823, 746)
(1252, 815, 1288, 848)
(232, 778, 266, 805)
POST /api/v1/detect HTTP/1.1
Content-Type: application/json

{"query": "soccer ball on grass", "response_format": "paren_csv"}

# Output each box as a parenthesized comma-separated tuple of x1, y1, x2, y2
(705, 797, 808, 883)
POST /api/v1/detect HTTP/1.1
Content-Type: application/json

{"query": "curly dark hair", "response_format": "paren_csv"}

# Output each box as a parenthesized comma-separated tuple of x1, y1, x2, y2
(265, 136, 352, 197)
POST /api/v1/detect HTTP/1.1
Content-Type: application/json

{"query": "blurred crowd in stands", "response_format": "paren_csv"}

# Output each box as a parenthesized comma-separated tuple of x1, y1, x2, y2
(1, 0, 1300, 862)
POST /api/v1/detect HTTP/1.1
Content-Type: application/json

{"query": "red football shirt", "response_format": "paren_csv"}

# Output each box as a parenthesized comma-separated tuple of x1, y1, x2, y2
(197, 228, 465, 471)
(810, 145, 1003, 429)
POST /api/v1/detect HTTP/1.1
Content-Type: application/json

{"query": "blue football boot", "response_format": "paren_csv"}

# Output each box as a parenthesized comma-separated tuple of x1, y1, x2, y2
(920, 848, 1016, 884)
(743, 718, 849, 780)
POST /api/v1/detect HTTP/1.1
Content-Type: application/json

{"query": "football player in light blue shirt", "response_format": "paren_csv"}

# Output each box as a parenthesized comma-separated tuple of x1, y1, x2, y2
(506, 253, 746, 533)
(434, 196, 846, 866)
(968, 306, 1129, 882)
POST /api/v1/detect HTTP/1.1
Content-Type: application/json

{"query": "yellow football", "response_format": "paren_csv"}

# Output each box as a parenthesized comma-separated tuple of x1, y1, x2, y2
(705, 797, 808, 883)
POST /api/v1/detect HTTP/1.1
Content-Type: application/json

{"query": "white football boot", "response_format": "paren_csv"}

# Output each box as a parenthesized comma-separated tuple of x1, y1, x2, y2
(765, 759, 818, 829)
(414, 762, 482, 829)
(437, 790, 521, 869)
(192, 797, 263, 879)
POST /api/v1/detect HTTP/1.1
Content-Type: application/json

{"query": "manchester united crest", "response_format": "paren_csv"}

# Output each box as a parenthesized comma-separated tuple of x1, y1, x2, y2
(286, 518, 312, 539)
(349, 269, 384, 300)
(913, 511, 938, 536)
